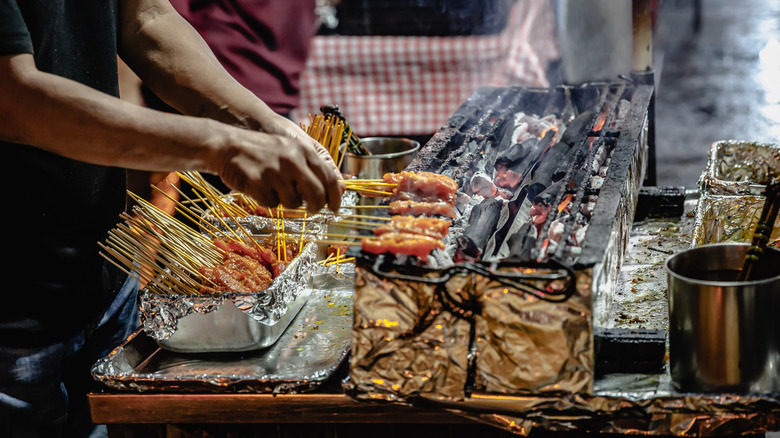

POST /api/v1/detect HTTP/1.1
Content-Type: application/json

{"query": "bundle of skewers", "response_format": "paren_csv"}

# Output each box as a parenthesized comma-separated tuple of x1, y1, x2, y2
(300, 104, 369, 171)
(99, 180, 314, 296)
(193, 169, 460, 263)
(102, 168, 462, 288)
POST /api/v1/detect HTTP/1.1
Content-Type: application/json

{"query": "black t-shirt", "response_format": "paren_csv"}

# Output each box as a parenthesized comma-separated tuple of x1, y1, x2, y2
(0, 0, 127, 346)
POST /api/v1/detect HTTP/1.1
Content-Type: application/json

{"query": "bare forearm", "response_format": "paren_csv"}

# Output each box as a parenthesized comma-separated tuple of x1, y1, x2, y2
(0, 53, 224, 173)
(118, 0, 274, 129)
(0, 53, 343, 212)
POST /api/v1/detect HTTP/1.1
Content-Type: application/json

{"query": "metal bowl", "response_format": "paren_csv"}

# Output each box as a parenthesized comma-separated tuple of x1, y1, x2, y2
(342, 137, 420, 180)
(665, 243, 780, 393)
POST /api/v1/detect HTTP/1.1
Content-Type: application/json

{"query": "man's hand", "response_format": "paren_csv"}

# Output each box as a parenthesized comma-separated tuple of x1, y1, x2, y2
(214, 128, 344, 213)
(258, 113, 344, 180)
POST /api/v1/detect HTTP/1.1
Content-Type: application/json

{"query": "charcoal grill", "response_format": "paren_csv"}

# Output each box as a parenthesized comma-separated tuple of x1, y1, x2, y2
(348, 81, 653, 400)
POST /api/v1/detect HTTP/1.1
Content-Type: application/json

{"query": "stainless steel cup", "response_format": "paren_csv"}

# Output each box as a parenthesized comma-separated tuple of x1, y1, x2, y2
(342, 137, 420, 206)
(665, 243, 780, 393)
(342, 137, 420, 180)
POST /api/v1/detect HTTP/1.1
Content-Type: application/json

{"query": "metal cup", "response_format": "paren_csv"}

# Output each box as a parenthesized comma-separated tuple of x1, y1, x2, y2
(341, 137, 420, 206)
(665, 243, 780, 393)
(342, 137, 420, 180)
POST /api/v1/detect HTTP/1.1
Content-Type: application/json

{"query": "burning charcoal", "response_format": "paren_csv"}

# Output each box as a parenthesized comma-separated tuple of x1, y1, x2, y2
(580, 200, 596, 218)
(455, 197, 503, 262)
(496, 187, 513, 200)
(488, 182, 546, 258)
(529, 181, 562, 232)
(530, 199, 552, 230)
(528, 142, 572, 187)
(592, 145, 608, 173)
(511, 121, 529, 144)
(571, 217, 589, 246)
(482, 117, 516, 170)
(559, 110, 595, 147)
(590, 175, 604, 190)
(470, 172, 498, 198)
(505, 222, 537, 262)
(547, 219, 566, 244)
(494, 133, 555, 190)
(494, 165, 523, 190)
(455, 192, 472, 215)
(495, 138, 537, 167)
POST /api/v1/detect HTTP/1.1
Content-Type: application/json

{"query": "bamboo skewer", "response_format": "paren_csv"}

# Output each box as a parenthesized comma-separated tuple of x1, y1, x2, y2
(301, 114, 349, 166)
(337, 213, 392, 221)
(340, 204, 391, 209)
(316, 239, 363, 247)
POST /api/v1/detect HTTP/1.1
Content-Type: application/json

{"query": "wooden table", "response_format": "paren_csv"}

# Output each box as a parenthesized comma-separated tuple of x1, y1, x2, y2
(88, 387, 515, 438)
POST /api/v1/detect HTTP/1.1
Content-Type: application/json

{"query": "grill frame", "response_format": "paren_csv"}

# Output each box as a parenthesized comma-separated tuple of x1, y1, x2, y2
(349, 81, 653, 400)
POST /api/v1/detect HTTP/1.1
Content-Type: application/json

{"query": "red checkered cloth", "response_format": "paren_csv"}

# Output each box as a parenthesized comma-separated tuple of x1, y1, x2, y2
(294, 0, 559, 137)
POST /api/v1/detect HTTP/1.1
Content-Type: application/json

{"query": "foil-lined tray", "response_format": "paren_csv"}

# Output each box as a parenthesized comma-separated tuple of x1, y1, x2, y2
(693, 140, 780, 247)
(692, 193, 780, 246)
(91, 274, 354, 394)
(140, 241, 319, 353)
(698, 140, 780, 196)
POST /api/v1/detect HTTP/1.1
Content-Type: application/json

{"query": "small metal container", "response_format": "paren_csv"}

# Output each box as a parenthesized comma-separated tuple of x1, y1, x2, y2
(342, 137, 420, 180)
(156, 290, 311, 353)
(140, 241, 320, 353)
(666, 243, 780, 393)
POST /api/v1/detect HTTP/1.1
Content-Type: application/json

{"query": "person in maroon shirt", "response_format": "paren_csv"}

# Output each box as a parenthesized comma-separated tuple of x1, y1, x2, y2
(138, 0, 322, 199)
(151, 0, 320, 117)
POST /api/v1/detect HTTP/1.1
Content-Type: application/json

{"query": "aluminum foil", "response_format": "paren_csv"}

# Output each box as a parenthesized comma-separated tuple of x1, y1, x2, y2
(139, 240, 319, 352)
(698, 140, 780, 196)
(425, 379, 780, 436)
(91, 283, 353, 394)
(346, 261, 593, 403)
(692, 193, 780, 246)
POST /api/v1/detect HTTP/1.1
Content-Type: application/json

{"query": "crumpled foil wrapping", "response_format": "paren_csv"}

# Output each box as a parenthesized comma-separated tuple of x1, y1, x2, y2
(698, 140, 780, 196)
(430, 381, 780, 436)
(692, 193, 780, 246)
(140, 240, 319, 342)
(346, 261, 593, 403)
(91, 280, 354, 394)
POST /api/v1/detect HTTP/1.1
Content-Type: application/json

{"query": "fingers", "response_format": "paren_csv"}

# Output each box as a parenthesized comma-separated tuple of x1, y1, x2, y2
(217, 129, 343, 213)
(300, 144, 345, 213)
(310, 139, 344, 179)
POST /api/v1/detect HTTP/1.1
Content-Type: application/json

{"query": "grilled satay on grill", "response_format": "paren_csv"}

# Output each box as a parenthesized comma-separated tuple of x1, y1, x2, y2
(362, 232, 445, 262)
(384, 171, 458, 205)
(388, 200, 456, 218)
(373, 216, 452, 240)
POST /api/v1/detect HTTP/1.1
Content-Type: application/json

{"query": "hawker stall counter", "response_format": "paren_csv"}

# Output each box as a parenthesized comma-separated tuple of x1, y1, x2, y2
(88, 192, 780, 438)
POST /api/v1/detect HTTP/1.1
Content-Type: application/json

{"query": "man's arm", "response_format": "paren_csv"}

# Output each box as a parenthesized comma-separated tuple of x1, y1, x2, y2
(0, 52, 341, 212)
(117, 0, 337, 167)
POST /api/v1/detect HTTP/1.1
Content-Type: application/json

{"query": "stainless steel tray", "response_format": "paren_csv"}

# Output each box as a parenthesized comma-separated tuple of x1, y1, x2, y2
(140, 241, 320, 353)
(91, 281, 353, 394)
(157, 289, 311, 353)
